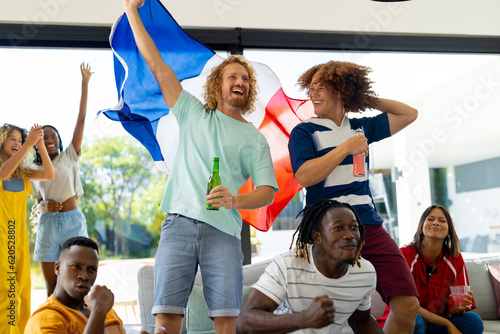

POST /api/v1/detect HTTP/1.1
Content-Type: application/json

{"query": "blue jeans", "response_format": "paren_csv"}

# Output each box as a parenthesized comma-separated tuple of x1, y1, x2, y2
(414, 312, 484, 334)
(152, 214, 244, 318)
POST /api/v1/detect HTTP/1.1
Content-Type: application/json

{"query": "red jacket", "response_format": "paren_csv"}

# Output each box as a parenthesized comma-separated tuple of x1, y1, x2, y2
(377, 245, 475, 327)
(400, 245, 475, 316)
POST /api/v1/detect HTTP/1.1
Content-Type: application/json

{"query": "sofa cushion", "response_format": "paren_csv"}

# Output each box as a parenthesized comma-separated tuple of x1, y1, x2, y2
(138, 255, 500, 332)
(186, 285, 253, 333)
(370, 290, 386, 319)
(486, 263, 500, 318)
(463, 252, 500, 320)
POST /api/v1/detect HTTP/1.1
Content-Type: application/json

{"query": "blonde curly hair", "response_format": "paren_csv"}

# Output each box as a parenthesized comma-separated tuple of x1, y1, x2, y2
(202, 55, 258, 115)
(0, 123, 32, 180)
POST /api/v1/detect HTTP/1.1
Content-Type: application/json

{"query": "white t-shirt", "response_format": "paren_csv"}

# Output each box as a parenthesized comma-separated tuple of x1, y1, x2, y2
(32, 142, 83, 203)
(253, 245, 377, 334)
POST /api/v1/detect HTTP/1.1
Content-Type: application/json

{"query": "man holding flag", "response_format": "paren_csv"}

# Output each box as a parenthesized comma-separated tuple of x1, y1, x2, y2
(123, 0, 278, 333)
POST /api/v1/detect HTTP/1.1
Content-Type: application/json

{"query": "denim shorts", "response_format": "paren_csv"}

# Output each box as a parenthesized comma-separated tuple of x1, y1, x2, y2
(34, 209, 88, 262)
(152, 214, 244, 318)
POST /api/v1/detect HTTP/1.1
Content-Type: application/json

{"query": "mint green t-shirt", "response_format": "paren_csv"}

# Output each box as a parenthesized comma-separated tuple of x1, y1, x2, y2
(159, 90, 278, 238)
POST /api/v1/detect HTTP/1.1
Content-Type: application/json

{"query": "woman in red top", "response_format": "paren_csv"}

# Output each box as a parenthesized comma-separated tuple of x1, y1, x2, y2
(401, 204, 483, 334)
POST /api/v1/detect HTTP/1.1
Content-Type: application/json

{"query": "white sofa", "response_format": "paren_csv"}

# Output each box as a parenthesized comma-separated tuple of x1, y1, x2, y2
(137, 253, 500, 333)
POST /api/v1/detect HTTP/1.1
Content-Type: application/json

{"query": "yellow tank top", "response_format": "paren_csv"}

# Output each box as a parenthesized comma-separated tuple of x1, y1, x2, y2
(0, 178, 32, 334)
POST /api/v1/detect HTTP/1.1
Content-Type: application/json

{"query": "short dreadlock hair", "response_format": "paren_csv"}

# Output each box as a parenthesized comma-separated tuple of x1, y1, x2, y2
(290, 199, 365, 267)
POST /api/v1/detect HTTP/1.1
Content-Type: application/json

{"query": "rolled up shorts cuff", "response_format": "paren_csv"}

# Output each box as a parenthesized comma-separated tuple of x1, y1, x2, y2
(209, 308, 240, 318)
(152, 305, 185, 316)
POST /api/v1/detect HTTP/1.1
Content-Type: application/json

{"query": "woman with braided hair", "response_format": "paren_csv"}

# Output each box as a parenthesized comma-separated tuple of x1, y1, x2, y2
(236, 199, 382, 334)
(31, 63, 93, 297)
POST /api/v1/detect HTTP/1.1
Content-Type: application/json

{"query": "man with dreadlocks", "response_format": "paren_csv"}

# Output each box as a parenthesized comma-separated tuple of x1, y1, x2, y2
(287, 61, 419, 334)
(236, 199, 382, 334)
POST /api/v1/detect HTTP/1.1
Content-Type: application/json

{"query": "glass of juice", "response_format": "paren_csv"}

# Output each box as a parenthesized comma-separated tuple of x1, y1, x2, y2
(352, 128, 365, 177)
(450, 285, 469, 307)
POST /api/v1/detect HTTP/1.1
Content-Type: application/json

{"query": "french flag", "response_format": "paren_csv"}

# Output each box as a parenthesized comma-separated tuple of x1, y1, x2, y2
(99, 0, 314, 231)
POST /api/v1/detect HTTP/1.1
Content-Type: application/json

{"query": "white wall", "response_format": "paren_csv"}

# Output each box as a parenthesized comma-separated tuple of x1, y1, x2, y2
(2, 0, 500, 36)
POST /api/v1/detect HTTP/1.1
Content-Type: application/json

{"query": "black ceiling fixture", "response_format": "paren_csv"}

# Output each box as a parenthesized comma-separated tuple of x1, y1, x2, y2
(372, 0, 410, 2)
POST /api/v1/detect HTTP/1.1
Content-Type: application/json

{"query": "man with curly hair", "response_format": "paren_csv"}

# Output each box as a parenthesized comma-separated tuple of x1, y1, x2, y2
(123, 1, 278, 333)
(237, 199, 383, 334)
(288, 61, 419, 334)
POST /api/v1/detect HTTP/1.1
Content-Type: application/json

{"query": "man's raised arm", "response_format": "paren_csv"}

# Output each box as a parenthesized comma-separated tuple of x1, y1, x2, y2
(124, 0, 182, 107)
(376, 98, 418, 135)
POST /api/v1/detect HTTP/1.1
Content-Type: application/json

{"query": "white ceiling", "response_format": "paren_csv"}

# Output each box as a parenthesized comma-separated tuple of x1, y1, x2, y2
(1, 0, 500, 37)
(370, 55, 500, 169)
(408, 56, 500, 167)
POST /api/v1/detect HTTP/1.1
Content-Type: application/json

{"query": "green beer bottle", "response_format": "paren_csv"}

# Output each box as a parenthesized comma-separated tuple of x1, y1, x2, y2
(206, 157, 221, 210)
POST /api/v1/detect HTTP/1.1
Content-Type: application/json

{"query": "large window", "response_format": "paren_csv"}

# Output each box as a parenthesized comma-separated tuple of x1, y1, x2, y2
(2, 47, 500, 267)
(1, 47, 163, 265)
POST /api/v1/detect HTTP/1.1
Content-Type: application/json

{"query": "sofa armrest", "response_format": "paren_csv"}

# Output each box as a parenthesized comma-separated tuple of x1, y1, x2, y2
(463, 252, 500, 320)
(137, 265, 156, 326)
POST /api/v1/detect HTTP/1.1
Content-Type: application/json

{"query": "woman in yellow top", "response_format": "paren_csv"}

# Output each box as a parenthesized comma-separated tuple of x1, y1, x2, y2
(0, 123, 54, 334)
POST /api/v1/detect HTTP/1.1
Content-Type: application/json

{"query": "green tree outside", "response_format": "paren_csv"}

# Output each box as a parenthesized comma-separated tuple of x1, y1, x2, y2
(79, 136, 167, 258)
(28, 135, 168, 272)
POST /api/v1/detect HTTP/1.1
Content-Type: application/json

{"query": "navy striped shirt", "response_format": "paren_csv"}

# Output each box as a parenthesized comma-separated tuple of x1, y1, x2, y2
(288, 114, 390, 226)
